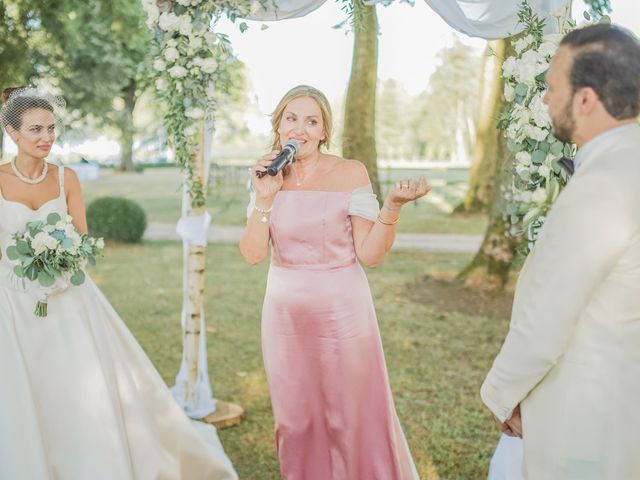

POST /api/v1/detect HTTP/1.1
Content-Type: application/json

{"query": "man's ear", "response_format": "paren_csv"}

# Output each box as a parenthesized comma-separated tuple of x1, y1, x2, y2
(577, 86, 600, 116)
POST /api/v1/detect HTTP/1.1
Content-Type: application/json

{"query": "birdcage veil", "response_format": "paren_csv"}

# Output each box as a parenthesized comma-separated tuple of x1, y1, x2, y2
(1, 87, 67, 141)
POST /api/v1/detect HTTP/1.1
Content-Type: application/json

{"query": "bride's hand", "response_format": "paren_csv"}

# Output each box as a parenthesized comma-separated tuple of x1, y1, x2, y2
(249, 151, 284, 204)
(384, 176, 431, 210)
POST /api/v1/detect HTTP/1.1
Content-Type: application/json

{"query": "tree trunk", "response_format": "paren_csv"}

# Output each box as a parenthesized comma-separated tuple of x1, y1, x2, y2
(118, 79, 137, 172)
(454, 40, 507, 213)
(342, 1, 380, 198)
(457, 40, 519, 292)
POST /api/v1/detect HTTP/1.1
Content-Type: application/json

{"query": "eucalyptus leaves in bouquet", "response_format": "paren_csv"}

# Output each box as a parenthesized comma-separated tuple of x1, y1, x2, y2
(498, 2, 576, 254)
(6, 213, 104, 317)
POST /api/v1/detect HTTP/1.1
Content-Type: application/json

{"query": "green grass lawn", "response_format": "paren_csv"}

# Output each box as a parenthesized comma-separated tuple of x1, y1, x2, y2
(81, 167, 487, 235)
(92, 241, 510, 479)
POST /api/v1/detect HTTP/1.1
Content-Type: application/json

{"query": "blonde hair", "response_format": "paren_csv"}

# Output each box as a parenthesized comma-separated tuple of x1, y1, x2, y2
(269, 85, 333, 152)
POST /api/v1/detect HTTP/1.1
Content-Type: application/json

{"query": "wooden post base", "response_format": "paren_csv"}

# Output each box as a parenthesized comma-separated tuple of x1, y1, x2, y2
(201, 401, 245, 429)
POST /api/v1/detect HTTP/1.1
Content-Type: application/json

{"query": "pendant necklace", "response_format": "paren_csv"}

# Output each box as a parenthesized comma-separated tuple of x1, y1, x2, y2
(293, 159, 320, 187)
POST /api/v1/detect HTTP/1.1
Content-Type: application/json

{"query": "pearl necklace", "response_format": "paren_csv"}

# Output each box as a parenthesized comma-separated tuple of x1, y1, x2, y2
(293, 159, 320, 187)
(11, 158, 49, 185)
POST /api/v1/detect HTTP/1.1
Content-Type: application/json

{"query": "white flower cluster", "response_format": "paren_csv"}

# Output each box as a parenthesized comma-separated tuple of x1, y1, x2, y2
(142, 0, 254, 206)
(500, 4, 576, 252)
(7, 213, 105, 316)
(29, 215, 103, 256)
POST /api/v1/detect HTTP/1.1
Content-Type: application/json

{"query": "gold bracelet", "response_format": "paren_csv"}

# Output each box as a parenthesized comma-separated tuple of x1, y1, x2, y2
(377, 214, 399, 225)
(254, 204, 273, 224)
(383, 203, 401, 212)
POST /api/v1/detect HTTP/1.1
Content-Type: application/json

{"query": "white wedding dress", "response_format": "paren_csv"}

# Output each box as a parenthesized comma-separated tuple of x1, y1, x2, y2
(0, 164, 237, 480)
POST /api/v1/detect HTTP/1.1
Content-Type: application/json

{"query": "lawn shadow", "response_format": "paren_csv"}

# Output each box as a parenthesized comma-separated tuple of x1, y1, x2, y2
(407, 273, 514, 320)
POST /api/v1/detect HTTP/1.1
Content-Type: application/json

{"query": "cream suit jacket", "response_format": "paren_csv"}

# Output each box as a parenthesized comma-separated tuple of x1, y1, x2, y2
(481, 124, 640, 479)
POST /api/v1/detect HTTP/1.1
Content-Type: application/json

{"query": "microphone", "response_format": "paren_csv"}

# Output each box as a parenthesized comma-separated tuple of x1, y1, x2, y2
(256, 140, 300, 178)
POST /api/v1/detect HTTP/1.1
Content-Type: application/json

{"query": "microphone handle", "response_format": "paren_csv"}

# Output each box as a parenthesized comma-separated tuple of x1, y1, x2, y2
(266, 148, 294, 176)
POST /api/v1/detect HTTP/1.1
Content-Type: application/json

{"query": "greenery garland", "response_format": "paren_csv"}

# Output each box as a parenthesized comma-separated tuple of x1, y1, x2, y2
(499, 2, 576, 254)
(141, 0, 262, 208)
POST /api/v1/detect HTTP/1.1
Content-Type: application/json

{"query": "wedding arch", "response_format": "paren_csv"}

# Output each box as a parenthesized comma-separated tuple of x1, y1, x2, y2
(140, 0, 570, 421)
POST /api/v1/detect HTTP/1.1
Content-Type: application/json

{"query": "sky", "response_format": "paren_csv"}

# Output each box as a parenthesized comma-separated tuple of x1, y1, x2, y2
(216, 0, 640, 134)
(5, 1, 639, 158)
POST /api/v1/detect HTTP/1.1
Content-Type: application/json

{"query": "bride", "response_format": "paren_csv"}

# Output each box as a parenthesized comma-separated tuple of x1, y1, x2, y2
(0, 87, 237, 479)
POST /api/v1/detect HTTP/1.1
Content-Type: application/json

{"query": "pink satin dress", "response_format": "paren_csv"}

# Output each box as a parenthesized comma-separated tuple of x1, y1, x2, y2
(261, 190, 418, 479)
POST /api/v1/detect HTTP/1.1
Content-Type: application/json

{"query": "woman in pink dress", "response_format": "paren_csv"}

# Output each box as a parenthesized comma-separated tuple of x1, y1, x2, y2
(240, 85, 429, 479)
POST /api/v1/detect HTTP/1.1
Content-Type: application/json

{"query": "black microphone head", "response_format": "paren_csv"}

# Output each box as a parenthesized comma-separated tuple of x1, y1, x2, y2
(266, 139, 300, 176)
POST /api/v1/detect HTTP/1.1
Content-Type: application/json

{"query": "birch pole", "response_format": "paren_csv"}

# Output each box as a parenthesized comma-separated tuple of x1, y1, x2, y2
(172, 123, 217, 417)
(183, 129, 207, 410)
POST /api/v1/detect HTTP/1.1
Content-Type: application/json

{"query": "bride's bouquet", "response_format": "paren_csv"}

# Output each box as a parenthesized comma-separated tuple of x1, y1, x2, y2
(5, 212, 104, 317)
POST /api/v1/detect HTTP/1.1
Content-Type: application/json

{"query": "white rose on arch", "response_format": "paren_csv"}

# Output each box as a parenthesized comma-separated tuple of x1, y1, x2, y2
(142, 0, 160, 28)
(169, 65, 188, 78)
(504, 83, 516, 102)
(189, 36, 203, 50)
(538, 41, 558, 58)
(532, 187, 547, 203)
(155, 78, 167, 91)
(524, 124, 548, 142)
(514, 38, 529, 54)
(516, 151, 532, 166)
(183, 124, 198, 136)
(519, 190, 533, 203)
(178, 16, 193, 36)
(164, 47, 180, 63)
(529, 94, 551, 128)
(200, 58, 218, 74)
(538, 164, 551, 178)
(158, 12, 180, 32)
(514, 50, 547, 84)
(153, 59, 166, 71)
(502, 56, 517, 77)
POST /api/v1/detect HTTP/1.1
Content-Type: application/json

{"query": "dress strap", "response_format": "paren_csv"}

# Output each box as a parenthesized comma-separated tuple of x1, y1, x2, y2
(58, 163, 65, 197)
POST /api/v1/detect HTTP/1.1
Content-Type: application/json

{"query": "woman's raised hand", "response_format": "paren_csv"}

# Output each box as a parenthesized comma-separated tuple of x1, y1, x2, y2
(384, 176, 431, 209)
(250, 151, 284, 203)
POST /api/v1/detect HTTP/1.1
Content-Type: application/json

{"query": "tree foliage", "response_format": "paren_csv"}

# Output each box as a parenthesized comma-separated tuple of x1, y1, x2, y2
(413, 39, 481, 161)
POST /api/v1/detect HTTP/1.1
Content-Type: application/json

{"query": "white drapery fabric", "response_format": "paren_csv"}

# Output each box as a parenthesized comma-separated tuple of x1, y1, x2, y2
(245, 0, 570, 39)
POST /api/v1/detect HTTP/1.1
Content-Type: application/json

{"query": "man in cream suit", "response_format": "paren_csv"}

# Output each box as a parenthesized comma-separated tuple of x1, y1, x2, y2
(481, 23, 640, 479)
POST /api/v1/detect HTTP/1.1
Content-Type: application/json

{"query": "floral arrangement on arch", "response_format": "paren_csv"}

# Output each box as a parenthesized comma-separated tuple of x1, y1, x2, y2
(498, 2, 576, 254)
(140, 0, 261, 207)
